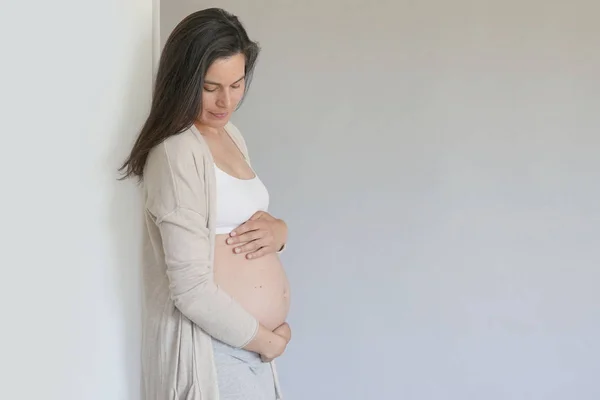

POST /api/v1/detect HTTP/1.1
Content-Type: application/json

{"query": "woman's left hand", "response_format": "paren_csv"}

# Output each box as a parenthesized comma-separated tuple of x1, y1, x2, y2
(227, 211, 287, 259)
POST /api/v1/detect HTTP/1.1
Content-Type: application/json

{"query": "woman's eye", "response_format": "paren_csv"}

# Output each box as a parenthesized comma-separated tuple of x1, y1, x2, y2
(231, 84, 241, 89)
(204, 87, 217, 92)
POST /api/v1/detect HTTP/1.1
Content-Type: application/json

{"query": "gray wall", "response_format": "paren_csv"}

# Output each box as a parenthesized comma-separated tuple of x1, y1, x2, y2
(3, 1, 153, 399)
(162, 1, 600, 399)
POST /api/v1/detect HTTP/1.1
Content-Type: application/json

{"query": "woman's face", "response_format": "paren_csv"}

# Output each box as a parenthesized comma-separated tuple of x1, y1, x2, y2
(198, 53, 246, 129)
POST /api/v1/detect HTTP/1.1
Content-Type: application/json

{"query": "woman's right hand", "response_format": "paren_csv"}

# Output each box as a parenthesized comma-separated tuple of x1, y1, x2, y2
(260, 332, 288, 362)
(244, 324, 291, 362)
(261, 322, 292, 362)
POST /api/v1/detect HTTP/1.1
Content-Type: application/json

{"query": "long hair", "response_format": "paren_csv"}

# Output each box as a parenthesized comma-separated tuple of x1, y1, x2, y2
(119, 8, 260, 180)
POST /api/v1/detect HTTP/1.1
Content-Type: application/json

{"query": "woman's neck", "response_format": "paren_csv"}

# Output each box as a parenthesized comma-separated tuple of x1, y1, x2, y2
(194, 120, 224, 137)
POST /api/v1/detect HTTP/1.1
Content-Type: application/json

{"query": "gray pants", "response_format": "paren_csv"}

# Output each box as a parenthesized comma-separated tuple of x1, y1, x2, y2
(212, 339, 278, 400)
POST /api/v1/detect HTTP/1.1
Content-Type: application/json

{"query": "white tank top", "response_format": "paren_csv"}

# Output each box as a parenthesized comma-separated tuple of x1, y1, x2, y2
(214, 164, 270, 235)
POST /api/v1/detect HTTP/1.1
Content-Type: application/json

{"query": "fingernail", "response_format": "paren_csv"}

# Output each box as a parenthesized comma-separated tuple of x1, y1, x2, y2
(226, 238, 232, 244)
(234, 248, 240, 253)
(230, 231, 236, 236)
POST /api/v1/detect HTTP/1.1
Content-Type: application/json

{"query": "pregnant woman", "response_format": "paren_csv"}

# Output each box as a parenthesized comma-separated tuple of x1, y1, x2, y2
(119, 8, 291, 400)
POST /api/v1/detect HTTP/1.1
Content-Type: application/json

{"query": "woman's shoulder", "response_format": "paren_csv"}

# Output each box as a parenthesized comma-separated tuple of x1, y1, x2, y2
(144, 126, 209, 190)
(162, 126, 206, 155)
(147, 126, 207, 167)
(143, 126, 209, 216)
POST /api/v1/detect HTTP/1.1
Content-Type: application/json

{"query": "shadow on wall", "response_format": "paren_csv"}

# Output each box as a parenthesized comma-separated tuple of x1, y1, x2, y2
(108, 34, 153, 400)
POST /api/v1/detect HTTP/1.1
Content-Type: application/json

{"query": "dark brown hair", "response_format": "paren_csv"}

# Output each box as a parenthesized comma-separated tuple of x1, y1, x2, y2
(119, 8, 260, 180)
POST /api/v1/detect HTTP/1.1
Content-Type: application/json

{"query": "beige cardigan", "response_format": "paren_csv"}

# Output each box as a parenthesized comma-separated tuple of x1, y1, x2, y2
(141, 122, 282, 400)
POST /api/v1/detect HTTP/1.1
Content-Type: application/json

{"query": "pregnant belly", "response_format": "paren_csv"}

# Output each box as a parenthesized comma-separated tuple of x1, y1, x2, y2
(213, 234, 291, 331)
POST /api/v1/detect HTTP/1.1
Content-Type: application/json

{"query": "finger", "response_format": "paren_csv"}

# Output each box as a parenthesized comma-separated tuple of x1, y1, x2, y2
(245, 245, 270, 260)
(234, 240, 265, 255)
(249, 211, 265, 220)
(281, 322, 291, 334)
(228, 230, 263, 245)
(276, 322, 289, 330)
(228, 223, 259, 243)
(274, 323, 290, 336)
(229, 220, 259, 237)
(280, 329, 291, 342)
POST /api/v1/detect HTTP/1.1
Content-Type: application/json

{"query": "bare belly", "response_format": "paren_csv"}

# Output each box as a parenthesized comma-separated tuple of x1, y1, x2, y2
(213, 234, 290, 331)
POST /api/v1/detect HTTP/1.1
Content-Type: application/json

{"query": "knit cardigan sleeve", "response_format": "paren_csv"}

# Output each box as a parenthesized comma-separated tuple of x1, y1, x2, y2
(143, 133, 259, 348)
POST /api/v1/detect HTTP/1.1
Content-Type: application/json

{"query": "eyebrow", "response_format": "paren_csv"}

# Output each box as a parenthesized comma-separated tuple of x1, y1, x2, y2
(204, 76, 245, 86)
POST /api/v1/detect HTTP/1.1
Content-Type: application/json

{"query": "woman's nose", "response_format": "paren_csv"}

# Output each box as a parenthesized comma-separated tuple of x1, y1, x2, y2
(216, 90, 231, 108)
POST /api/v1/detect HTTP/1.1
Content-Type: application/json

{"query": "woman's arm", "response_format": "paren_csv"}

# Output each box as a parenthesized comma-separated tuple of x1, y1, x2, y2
(145, 138, 282, 351)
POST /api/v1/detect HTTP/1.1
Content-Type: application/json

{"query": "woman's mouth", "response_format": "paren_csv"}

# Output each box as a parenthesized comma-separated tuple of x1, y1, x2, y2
(210, 112, 228, 119)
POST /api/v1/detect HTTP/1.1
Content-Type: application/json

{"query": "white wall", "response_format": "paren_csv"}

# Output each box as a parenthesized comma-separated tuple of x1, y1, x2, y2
(162, 1, 600, 399)
(1, 1, 153, 399)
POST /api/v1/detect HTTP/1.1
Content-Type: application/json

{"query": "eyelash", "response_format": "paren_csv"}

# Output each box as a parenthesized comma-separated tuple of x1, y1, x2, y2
(204, 84, 242, 92)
